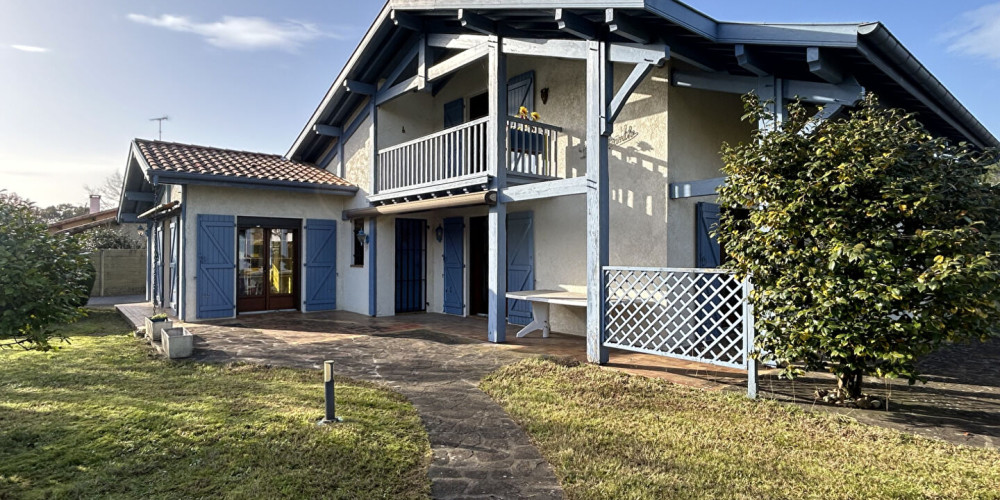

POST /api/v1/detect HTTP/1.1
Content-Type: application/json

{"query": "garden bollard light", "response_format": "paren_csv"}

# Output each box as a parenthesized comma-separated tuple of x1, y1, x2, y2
(318, 360, 341, 424)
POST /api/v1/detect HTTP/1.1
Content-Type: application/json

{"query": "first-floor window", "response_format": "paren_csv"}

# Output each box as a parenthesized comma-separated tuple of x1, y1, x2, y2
(352, 219, 365, 267)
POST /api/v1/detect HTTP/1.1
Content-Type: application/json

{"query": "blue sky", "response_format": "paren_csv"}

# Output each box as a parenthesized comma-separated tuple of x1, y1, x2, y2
(2, 1, 999, 207)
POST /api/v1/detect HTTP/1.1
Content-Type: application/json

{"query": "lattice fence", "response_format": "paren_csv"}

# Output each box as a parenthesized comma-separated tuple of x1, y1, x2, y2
(603, 267, 753, 370)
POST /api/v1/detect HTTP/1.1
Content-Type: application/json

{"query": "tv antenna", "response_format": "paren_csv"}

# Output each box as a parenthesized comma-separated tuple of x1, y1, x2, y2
(149, 115, 169, 140)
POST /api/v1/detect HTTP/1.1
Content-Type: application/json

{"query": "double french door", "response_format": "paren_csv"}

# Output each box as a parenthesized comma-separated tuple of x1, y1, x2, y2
(237, 222, 299, 313)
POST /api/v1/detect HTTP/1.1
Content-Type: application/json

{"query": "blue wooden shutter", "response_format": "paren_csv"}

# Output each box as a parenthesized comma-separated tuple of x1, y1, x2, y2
(506, 211, 534, 325)
(696, 202, 721, 268)
(444, 98, 465, 128)
(305, 219, 337, 311)
(197, 214, 236, 319)
(442, 217, 464, 315)
(507, 71, 535, 116)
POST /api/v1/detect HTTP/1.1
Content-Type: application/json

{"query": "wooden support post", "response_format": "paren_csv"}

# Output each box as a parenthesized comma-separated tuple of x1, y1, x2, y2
(487, 35, 508, 343)
(369, 98, 378, 193)
(744, 277, 758, 399)
(757, 76, 784, 133)
(586, 40, 611, 364)
(336, 138, 345, 178)
(417, 35, 429, 90)
(368, 217, 377, 317)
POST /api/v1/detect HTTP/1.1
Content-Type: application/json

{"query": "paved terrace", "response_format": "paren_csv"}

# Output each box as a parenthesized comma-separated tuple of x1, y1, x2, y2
(116, 304, 1000, 498)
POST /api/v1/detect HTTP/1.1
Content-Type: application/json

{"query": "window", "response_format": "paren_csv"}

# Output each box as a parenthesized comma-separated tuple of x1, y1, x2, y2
(469, 92, 489, 120)
(352, 219, 365, 267)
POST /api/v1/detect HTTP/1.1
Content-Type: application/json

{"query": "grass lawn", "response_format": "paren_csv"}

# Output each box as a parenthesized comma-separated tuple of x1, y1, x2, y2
(0, 310, 431, 499)
(481, 358, 1000, 500)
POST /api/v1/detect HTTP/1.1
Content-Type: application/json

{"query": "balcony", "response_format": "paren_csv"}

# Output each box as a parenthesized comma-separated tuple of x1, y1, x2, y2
(374, 117, 565, 198)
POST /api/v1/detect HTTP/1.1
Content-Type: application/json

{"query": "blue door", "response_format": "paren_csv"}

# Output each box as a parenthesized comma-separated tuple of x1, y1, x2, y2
(395, 219, 427, 313)
(442, 217, 464, 315)
(506, 211, 534, 325)
(305, 219, 337, 312)
(197, 214, 236, 319)
(696, 202, 721, 268)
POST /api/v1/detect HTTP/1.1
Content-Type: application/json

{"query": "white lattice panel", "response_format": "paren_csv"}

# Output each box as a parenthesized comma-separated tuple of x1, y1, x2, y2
(603, 267, 751, 369)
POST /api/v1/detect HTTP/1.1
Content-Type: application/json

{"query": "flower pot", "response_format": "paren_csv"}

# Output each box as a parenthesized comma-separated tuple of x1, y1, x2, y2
(144, 317, 173, 342)
(162, 327, 194, 359)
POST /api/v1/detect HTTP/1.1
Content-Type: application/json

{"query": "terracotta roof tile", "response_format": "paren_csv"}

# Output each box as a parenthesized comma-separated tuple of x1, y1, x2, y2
(134, 139, 352, 188)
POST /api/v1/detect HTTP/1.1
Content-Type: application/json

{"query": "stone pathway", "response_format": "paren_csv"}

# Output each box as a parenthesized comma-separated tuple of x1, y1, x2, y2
(175, 314, 564, 499)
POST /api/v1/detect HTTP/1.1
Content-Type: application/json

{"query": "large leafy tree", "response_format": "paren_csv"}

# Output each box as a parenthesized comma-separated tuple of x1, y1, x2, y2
(36, 203, 88, 224)
(0, 191, 93, 350)
(717, 95, 1000, 399)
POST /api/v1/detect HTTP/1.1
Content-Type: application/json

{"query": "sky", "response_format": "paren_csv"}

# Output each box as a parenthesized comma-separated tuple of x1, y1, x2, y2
(2, 1, 999, 208)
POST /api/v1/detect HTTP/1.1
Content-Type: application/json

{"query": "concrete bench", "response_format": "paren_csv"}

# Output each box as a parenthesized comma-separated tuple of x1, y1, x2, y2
(505, 290, 586, 338)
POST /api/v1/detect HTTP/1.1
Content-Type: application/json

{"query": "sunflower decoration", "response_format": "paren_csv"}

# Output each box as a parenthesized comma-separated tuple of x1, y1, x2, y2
(517, 106, 541, 121)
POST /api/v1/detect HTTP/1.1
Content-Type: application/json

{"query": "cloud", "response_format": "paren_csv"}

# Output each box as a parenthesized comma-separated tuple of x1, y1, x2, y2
(126, 13, 329, 51)
(10, 44, 50, 53)
(943, 3, 1000, 63)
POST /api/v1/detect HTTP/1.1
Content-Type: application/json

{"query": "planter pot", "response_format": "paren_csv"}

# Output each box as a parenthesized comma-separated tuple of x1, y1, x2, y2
(508, 129, 545, 155)
(144, 317, 173, 342)
(162, 327, 194, 359)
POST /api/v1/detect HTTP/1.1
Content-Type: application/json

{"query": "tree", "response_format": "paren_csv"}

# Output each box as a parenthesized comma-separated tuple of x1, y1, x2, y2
(36, 203, 88, 224)
(717, 94, 1000, 400)
(0, 191, 93, 350)
(80, 225, 145, 251)
(84, 170, 124, 209)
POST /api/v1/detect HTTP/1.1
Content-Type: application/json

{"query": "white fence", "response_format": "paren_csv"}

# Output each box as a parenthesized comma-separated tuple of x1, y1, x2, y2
(603, 267, 757, 396)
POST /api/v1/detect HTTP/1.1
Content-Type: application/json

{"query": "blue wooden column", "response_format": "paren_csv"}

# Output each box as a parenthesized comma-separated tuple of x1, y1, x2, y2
(586, 40, 611, 364)
(368, 217, 377, 317)
(487, 35, 508, 343)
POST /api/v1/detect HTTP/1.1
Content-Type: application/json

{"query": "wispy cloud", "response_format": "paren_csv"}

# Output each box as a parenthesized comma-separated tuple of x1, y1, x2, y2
(943, 2, 1000, 63)
(126, 13, 330, 51)
(10, 44, 50, 53)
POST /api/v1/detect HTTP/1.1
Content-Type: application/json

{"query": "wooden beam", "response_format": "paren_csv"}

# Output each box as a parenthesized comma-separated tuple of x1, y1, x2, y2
(375, 75, 421, 105)
(672, 70, 863, 106)
(458, 9, 495, 35)
(343, 79, 376, 95)
(608, 43, 669, 65)
(672, 70, 757, 95)
(555, 9, 597, 40)
(313, 124, 341, 137)
(390, 10, 423, 31)
(500, 176, 587, 202)
(607, 62, 655, 126)
(502, 37, 587, 59)
(669, 177, 725, 199)
(784, 78, 863, 105)
(381, 42, 419, 90)
(735, 44, 768, 76)
(800, 103, 843, 136)
(427, 43, 489, 81)
(586, 39, 611, 365)
(124, 191, 154, 202)
(487, 35, 508, 343)
(426, 33, 488, 50)
(807, 46, 844, 84)
(605, 9, 650, 44)
(417, 35, 429, 90)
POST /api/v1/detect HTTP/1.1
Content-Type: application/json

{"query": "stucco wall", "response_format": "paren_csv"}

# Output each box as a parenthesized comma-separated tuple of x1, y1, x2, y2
(181, 185, 347, 321)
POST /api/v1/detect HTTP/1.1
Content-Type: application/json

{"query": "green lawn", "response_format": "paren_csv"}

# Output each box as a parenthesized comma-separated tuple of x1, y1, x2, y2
(0, 310, 431, 499)
(481, 358, 1000, 500)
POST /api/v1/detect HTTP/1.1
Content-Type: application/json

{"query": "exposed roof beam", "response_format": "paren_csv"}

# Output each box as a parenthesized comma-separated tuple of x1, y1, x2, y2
(390, 10, 424, 31)
(734, 44, 768, 77)
(427, 33, 489, 50)
(555, 9, 597, 40)
(672, 70, 863, 105)
(124, 191, 154, 202)
(605, 9, 650, 44)
(609, 43, 669, 65)
(313, 124, 342, 137)
(375, 76, 421, 105)
(458, 9, 496, 35)
(427, 43, 489, 81)
(669, 177, 725, 199)
(807, 46, 844, 84)
(343, 80, 376, 95)
(800, 103, 843, 136)
(502, 38, 586, 59)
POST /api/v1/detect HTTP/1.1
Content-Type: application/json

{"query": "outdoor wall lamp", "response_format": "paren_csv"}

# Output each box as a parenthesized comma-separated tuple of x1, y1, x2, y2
(434, 224, 443, 242)
(356, 227, 369, 246)
(540, 87, 549, 105)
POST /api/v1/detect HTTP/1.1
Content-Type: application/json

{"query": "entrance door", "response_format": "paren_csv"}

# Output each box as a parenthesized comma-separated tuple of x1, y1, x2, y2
(442, 217, 465, 315)
(468, 216, 488, 316)
(395, 218, 427, 313)
(237, 224, 299, 313)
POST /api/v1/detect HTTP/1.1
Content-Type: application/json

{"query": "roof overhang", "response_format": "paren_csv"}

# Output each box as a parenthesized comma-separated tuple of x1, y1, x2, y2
(287, 0, 996, 164)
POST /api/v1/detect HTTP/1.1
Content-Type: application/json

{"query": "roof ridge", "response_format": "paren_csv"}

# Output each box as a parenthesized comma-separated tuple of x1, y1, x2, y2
(133, 138, 288, 161)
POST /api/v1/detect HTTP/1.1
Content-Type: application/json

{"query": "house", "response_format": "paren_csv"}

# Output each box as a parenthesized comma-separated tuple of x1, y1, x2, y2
(117, 0, 997, 369)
